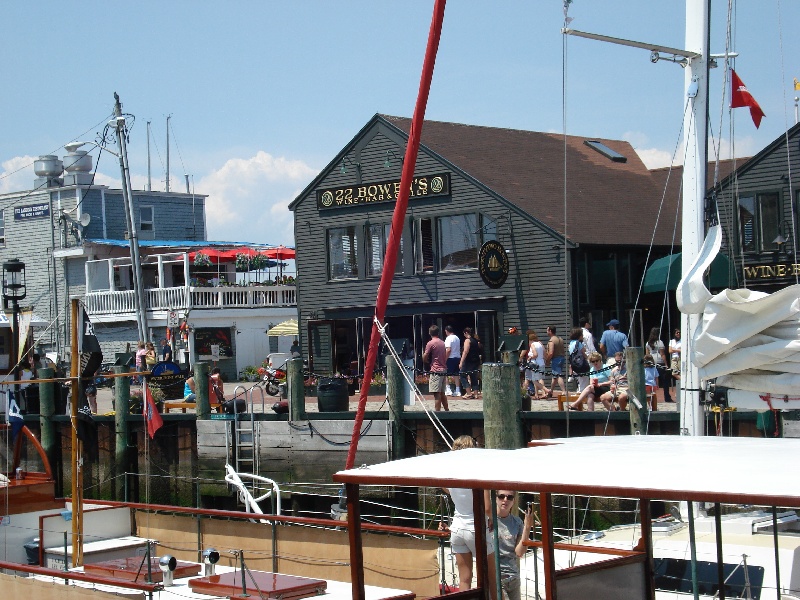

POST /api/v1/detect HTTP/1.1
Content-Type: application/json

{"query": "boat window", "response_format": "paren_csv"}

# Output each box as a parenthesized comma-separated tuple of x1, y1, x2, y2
(653, 557, 765, 599)
(438, 213, 479, 271)
(327, 226, 359, 280)
(366, 223, 403, 277)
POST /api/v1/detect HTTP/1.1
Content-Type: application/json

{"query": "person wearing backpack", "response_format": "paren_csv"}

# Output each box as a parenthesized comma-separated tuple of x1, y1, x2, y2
(568, 327, 590, 391)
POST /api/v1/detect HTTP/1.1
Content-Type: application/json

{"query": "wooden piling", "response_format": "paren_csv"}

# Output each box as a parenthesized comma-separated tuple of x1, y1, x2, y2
(287, 357, 306, 421)
(386, 359, 405, 460)
(194, 362, 210, 420)
(626, 347, 648, 434)
(113, 366, 130, 500)
(483, 362, 523, 449)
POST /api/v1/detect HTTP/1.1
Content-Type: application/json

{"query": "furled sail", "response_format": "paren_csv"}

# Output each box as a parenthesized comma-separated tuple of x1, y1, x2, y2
(677, 224, 800, 394)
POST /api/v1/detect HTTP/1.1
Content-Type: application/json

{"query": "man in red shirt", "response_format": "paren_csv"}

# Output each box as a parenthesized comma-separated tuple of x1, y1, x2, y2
(423, 324, 448, 411)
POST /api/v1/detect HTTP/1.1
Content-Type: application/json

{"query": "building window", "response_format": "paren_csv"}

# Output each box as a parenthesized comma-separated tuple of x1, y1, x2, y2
(0, 209, 5, 246)
(415, 218, 435, 274)
(328, 226, 359, 280)
(438, 213, 479, 271)
(139, 206, 154, 233)
(366, 223, 403, 277)
(739, 193, 780, 252)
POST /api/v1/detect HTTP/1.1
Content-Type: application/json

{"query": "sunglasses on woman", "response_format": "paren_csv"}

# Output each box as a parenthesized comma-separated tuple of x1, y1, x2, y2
(496, 493, 515, 501)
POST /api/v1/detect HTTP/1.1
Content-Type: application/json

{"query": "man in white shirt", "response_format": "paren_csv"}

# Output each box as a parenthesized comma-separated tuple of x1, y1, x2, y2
(582, 318, 597, 354)
(444, 325, 462, 397)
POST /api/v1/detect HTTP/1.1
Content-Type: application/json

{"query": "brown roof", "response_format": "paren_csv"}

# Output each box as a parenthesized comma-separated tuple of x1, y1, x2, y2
(382, 115, 676, 246)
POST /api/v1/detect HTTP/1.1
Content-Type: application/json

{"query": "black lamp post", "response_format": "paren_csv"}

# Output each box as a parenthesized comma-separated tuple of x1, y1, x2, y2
(2, 259, 26, 405)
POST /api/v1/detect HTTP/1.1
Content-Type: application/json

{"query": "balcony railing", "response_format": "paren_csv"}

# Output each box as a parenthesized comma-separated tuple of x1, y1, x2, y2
(85, 285, 296, 316)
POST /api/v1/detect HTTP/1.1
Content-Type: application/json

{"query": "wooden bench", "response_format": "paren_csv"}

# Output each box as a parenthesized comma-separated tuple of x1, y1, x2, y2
(163, 401, 222, 414)
(557, 392, 657, 411)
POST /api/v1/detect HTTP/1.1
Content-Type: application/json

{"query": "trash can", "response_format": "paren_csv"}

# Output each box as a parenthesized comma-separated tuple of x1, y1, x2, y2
(317, 377, 349, 412)
(23, 538, 39, 565)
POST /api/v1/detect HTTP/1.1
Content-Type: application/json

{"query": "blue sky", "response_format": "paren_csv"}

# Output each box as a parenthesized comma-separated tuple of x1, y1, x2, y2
(1, 1, 798, 247)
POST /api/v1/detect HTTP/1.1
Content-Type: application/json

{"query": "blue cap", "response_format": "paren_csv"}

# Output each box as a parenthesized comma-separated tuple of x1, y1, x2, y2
(606, 319, 620, 327)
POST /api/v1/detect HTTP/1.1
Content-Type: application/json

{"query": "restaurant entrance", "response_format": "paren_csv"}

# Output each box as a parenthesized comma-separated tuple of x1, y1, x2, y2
(307, 310, 498, 378)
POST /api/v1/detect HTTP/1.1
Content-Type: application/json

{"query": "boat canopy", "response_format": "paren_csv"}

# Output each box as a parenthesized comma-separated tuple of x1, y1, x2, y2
(334, 436, 800, 507)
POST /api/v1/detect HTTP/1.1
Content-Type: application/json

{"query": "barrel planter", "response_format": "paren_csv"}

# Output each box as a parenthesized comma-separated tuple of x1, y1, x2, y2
(317, 377, 349, 412)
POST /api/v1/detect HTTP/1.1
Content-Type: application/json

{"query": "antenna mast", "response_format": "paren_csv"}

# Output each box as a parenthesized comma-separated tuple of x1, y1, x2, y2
(166, 115, 171, 192)
(114, 92, 149, 341)
(146, 120, 152, 192)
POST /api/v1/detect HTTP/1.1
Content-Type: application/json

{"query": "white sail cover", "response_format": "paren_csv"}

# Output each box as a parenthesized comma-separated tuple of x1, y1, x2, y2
(677, 224, 800, 394)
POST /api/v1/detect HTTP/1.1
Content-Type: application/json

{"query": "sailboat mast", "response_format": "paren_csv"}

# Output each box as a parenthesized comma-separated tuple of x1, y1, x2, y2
(680, 0, 710, 436)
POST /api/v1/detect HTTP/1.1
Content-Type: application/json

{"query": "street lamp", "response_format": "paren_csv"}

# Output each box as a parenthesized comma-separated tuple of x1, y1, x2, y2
(3, 259, 26, 404)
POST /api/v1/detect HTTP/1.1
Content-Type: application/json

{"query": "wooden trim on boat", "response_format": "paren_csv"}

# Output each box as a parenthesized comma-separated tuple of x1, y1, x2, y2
(346, 483, 365, 600)
(540, 493, 557, 600)
(472, 489, 489, 594)
(640, 498, 655, 600)
(94, 499, 449, 539)
(0, 559, 162, 592)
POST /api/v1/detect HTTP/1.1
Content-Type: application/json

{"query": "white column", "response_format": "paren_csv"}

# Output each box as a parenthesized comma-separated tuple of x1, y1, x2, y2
(109, 258, 116, 292)
(680, 0, 709, 437)
(157, 255, 165, 289)
(183, 253, 191, 309)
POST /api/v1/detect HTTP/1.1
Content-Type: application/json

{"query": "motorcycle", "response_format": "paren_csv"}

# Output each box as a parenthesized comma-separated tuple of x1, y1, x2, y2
(262, 359, 310, 396)
(262, 366, 286, 397)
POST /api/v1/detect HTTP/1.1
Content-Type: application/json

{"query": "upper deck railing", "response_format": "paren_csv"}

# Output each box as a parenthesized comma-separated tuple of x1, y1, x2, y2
(85, 284, 297, 315)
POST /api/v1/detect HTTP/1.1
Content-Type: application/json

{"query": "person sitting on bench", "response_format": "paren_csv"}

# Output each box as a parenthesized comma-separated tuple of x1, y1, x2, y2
(183, 375, 196, 403)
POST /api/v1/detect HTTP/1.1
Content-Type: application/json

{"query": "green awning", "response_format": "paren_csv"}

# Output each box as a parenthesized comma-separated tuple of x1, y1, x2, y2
(642, 252, 736, 294)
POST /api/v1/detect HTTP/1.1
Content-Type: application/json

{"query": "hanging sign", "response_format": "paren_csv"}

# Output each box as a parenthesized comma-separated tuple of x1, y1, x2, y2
(14, 203, 50, 220)
(316, 172, 450, 210)
(478, 240, 509, 289)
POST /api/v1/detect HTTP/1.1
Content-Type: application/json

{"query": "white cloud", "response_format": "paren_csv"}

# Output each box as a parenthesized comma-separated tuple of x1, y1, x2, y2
(636, 147, 679, 169)
(197, 151, 316, 246)
(0, 156, 38, 194)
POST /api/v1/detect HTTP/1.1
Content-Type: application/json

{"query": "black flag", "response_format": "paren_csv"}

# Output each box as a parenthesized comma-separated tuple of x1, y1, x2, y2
(77, 304, 103, 416)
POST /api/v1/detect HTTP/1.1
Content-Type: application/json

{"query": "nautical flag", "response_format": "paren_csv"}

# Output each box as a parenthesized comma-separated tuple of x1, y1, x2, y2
(794, 78, 800, 91)
(143, 384, 163, 438)
(76, 405, 97, 451)
(6, 391, 23, 442)
(731, 69, 765, 129)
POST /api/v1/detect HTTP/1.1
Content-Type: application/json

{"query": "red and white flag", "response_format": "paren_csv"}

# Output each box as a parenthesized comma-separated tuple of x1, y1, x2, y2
(144, 385, 163, 438)
(731, 69, 765, 129)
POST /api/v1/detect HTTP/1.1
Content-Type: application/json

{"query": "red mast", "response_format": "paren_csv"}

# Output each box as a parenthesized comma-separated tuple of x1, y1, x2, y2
(345, 0, 447, 470)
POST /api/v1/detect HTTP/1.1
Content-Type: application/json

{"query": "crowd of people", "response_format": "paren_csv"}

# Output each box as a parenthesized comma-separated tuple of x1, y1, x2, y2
(422, 318, 681, 413)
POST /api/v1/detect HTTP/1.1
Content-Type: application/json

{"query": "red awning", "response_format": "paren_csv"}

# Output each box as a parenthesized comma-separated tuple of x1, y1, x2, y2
(264, 246, 296, 260)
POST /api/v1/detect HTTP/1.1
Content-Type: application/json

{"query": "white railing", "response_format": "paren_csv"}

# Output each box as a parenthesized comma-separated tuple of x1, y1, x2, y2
(85, 289, 138, 315)
(86, 285, 296, 315)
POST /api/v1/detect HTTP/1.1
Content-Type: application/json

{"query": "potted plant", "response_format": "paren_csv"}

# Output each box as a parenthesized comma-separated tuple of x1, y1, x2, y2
(193, 252, 212, 267)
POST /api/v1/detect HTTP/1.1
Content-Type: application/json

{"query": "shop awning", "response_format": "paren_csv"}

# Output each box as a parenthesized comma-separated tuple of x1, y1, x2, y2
(642, 252, 735, 294)
(267, 319, 298, 337)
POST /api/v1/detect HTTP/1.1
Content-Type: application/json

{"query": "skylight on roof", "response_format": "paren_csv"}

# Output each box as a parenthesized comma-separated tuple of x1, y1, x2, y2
(584, 140, 627, 163)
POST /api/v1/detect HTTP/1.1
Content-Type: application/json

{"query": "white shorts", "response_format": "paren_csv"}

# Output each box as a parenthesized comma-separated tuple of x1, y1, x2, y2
(525, 369, 543, 382)
(450, 527, 495, 555)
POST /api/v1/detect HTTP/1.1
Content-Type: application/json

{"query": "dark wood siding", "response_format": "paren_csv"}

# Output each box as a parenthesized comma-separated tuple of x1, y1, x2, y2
(293, 123, 572, 354)
(715, 126, 800, 289)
